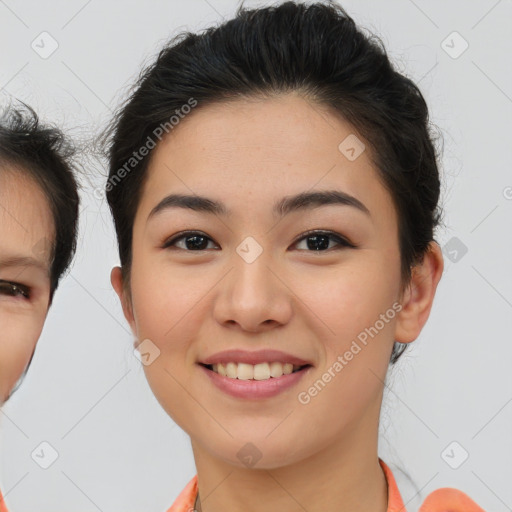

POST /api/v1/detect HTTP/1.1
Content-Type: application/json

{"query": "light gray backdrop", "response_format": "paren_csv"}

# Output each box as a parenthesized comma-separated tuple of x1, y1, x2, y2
(0, 1, 511, 511)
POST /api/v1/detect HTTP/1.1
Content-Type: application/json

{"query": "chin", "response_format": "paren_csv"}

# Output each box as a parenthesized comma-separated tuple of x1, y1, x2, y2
(201, 435, 308, 471)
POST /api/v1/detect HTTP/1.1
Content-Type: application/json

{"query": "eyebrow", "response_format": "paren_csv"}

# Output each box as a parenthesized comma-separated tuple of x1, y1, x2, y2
(0, 255, 49, 274)
(148, 190, 371, 221)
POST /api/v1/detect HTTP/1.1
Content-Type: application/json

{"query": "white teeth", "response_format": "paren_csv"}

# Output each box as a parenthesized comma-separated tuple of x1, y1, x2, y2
(226, 362, 238, 378)
(237, 363, 254, 380)
(208, 361, 303, 380)
(269, 361, 283, 377)
(283, 363, 293, 375)
(253, 363, 270, 381)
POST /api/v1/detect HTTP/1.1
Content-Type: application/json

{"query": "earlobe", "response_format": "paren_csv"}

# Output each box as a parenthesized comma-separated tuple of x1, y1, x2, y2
(110, 266, 136, 332)
(394, 242, 444, 344)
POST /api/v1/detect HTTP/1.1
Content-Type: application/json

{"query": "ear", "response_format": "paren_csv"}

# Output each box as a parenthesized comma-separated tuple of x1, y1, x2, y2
(394, 241, 444, 343)
(111, 266, 136, 334)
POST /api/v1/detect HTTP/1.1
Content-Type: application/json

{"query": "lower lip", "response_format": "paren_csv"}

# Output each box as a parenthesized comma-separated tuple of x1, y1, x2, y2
(198, 364, 312, 399)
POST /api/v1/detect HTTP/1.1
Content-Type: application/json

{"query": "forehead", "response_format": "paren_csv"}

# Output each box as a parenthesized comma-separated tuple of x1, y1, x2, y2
(0, 168, 55, 270)
(153, 94, 367, 172)
(138, 94, 396, 226)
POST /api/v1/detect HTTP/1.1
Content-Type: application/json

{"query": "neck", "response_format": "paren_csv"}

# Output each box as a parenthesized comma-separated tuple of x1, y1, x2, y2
(190, 402, 388, 512)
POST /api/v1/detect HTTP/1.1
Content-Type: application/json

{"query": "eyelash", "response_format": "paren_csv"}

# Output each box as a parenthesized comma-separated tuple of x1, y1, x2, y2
(162, 230, 356, 252)
(0, 280, 31, 300)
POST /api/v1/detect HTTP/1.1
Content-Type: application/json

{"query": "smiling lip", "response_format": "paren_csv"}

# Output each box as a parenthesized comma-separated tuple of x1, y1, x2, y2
(198, 349, 313, 399)
(199, 363, 312, 399)
(199, 349, 312, 366)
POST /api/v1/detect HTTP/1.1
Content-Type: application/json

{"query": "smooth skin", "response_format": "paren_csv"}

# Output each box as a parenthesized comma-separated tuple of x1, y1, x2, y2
(0, 170, 53, 404)
(112, 93, 444, 512)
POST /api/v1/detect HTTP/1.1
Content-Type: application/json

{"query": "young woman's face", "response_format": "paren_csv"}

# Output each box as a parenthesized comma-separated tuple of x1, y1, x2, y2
(0, 170, 53, 404)
(114, 94, 438, 469)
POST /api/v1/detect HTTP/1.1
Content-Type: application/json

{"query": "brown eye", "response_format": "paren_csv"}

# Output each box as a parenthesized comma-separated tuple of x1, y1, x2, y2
(162, 231, 218, 251)
(0, 280, 31, 299)
(293, 230, 355, 252)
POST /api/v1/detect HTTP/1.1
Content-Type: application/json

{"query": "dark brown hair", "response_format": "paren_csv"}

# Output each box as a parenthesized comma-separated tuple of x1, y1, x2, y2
(0, 102, 80, 297)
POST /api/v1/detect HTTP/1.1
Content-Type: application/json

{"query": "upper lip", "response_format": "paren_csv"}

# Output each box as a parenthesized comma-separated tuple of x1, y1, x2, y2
(199, 349, 312, 366)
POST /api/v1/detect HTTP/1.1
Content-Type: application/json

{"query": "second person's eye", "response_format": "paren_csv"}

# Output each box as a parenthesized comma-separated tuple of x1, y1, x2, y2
(0, 280, 31, 299)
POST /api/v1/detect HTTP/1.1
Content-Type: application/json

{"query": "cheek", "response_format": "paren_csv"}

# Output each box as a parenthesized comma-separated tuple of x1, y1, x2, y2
(128, 257, 209, 410)
(0, 310, 45, 401)
(130, 246, 223, 343)
(290, 254, 401, 414)
(129, 264, 202, 431)
(294, 254, 401, 345)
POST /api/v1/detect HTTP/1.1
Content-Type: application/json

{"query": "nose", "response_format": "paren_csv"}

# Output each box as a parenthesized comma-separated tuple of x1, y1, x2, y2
(212, 250, 293, 333)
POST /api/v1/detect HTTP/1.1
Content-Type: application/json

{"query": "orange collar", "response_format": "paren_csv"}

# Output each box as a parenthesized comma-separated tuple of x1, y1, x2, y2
(166, 458, 485, 512)
(0, 489, 9, 512)
(167, 458, 407, 511)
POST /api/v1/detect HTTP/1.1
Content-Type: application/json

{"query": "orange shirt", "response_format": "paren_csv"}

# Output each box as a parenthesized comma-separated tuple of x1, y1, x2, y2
(0, 490, 8, 512)
(166, 459, 486, 511)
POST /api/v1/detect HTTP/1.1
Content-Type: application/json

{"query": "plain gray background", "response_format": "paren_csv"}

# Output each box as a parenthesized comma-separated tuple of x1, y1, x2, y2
(0, 0, 511, 511)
